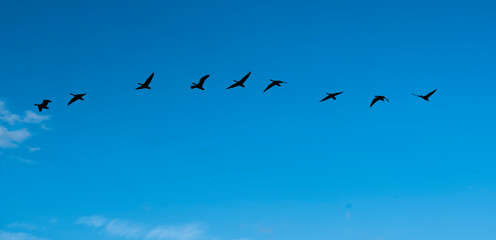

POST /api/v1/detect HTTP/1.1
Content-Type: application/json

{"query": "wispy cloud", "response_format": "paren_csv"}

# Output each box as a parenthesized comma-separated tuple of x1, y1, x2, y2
(0, 100, 51, 150)
(0, 230, 47, 240)
(146, 223, 203, 240)
(22, 111, 50, 124)
(76, 216, 107, 228)
(76, 215, 204, 240)
(0, 101, 50, 125)
(0, 126, 31, 148)
(28, 148, 41, 152)
(6, 222, 39, 231)
(105, 220, 144, 238)
(0, 101, 21, 125)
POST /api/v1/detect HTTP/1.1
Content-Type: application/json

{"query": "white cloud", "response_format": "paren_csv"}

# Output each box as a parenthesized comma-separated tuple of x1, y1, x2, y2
(77, 216, 204, 240)
(0, 127, 30, 148)
(76, 216, 107, 228)
(6, 222, 38, 231)
(0, 101, 21, 125)
(146, 224, 203, 240)
(29, 148, 41, 152)
(0, 101, 50, 125)
(0, 231, 47, 240)
(0, 100, 51, 150)
(105, 220, 144, 238)
(22, 111, 50, 124)
(17, 158, 36, 164)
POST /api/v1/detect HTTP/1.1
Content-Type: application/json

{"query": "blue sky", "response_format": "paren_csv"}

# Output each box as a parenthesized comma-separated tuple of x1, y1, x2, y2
(1, 0, 496, 239)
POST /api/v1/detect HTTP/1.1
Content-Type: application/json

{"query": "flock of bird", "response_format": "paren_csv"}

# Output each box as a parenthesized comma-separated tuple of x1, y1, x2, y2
(33, 72, 437, 112)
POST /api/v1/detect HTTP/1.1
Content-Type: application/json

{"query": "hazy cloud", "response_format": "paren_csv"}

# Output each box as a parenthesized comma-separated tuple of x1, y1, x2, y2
(77, 215, 204, 240)
(76, 216, 107, 228)
(6, 222, 38, 231)
(146, 223, 203, 240)
(346, 211, 351, 219)
(105, 220, 144, 238)
(0, 231, 47, 240)
(22, 111, 50, 124)
(0, 101, 21, 125)
(0, 126, 30, 148)
(0, 100, 51, 150)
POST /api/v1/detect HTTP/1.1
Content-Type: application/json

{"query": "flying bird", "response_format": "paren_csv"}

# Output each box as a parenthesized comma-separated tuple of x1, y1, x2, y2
(136, 73, 154, 90)
(412, 89, 437, 101)
(370, 95, 389, 107)
(34, 100, 51, 112)
(227, 72, 251, 89)
(191, 75, 209, 90)
(264, 79, 286, 92)
(320, 92, 343, 102)
(68, 93, 86, 106)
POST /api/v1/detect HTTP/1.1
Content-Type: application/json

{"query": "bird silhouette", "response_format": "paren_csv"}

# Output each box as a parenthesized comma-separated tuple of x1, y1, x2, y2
(320, 92, 343, 102)
(370, 95, 389, 107)
(191, 75, 209, 90)
(264, 79, 286, 92)
(412, 89, 437, 101)
(136, 73, 154, 90)
(68, 93, 86, 106)
(227, 72, 251, 89)
(34, 100, 51, 112)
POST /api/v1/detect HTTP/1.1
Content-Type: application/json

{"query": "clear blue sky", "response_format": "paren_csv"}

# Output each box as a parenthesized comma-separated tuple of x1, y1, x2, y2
(1, 0, 496, 240)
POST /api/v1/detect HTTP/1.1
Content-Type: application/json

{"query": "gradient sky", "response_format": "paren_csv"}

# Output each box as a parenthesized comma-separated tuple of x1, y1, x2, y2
(1, 0, 496, 240)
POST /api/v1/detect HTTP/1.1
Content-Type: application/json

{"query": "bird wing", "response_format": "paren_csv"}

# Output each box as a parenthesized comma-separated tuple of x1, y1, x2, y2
(384, 97, 389, 102)
(238, 72, 251, 84)
(370, 97, 379, 107)
(333, 92, 343, 97)
(68, 97, 77, 106)
(411, 93, 421, 97)
(42, 100, 51, 104)
(226, 82, 238, 89)
(143, 73, 154, 85)
(320, 95, 331, 102)
(425, 89, 437, 98)
(37, 105, 43, 112)
(198, 75, 209, 86)
(264, 82, 276, 92)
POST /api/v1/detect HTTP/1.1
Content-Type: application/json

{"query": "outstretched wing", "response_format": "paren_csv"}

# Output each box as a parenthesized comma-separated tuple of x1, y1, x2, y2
(37, 105, 43, 112)
(226, 82, 238, 89)
(384, 97, 389, 102)
(143, 73, 154, 85)
(238, 72, 251, 84)
(425, 89, 437, 98)
(320, 95, 331, 102)
(370, 97, 379, 107)
(264, 82, 276, 92)
(42, 100, 51, 105)
(198, 75, 209, 86)
(68, 97, 77, 106)
(333, 92, 343, 97)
